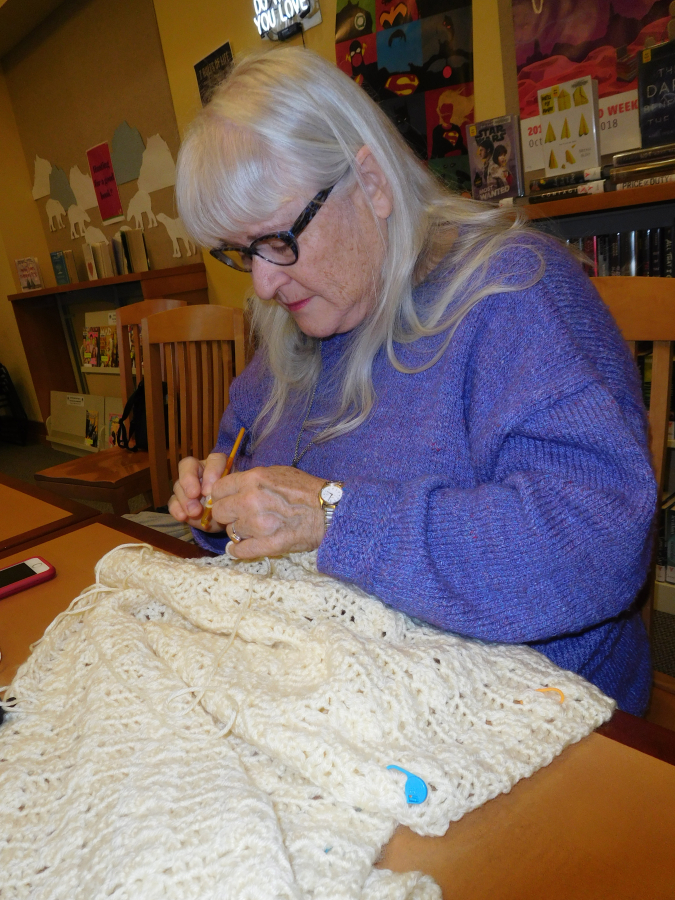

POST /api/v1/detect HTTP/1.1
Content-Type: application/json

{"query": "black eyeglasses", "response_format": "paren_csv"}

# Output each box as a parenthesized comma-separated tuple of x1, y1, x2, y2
(210, 185, 335, 272)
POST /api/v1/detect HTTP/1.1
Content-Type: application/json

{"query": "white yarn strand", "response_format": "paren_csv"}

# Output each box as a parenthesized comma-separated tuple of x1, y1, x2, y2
(0, 545, 614, 899)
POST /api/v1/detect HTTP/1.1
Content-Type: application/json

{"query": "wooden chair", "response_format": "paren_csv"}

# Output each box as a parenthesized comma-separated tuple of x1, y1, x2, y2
(34, 298, 187, 514)
(141, 304, 246, 509)
(592, 276, 675, 702)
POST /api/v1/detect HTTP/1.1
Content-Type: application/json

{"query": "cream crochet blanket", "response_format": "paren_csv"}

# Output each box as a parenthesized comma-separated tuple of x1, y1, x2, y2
(0, 545, 615, 899)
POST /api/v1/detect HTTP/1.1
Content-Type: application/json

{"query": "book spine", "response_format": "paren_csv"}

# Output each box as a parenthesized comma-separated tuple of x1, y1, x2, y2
(620, 231, 637, 276)
(529, 167, 604, 193)
(581, 235, 598, 276)
(637, 230, 650, 276)
(82, 243, 98, 281)
(609, 233, 621, 276)
(650, 227, 663, 276)
(667, 503, 675, 584)
(120, 231, 134, 273)
(597, 234, 610, 276)
(615, 172, 675, 190)
(50, 251, 70, 285)
(657, 503, 668, 582)
(665, 227, 673, 277)
(528, 180, 606, 204)
(610, 159, 675, 182)
(613, 142, 675, 167)
(62, 249, 79, 284)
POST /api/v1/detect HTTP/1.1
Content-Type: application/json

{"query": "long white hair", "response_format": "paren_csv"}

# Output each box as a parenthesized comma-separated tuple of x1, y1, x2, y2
(176, 47, 543, 445)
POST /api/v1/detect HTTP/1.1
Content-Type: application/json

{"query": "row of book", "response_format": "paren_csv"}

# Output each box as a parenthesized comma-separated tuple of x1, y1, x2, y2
(82, 325, 118, 369)
(657, 489, 675, 585)
(469, 39, 675, 206)
(528, 140, 675, 203)
(50, 228, 151, 286)
(569, 227, 674, 278)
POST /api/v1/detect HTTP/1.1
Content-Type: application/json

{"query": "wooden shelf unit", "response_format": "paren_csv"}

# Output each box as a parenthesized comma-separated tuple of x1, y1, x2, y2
(8, 264, 208, 422)
(524, 181, 675, 221)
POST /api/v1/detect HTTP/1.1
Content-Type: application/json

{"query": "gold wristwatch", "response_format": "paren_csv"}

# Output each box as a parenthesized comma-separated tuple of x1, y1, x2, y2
(319, 481, 344, 528)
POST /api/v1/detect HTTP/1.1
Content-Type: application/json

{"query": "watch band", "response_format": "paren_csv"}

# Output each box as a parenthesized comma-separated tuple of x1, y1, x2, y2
(319, 481, 344, 529)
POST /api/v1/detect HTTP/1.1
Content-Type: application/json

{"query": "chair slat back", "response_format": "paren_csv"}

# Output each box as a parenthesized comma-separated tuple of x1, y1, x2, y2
(592, 276, 675, 634)
(141, 304, 246, 508)
(116, 299, 186, 404)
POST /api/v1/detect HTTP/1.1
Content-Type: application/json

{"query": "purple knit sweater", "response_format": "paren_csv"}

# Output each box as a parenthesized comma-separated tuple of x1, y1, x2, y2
(195, 235, 656, 715)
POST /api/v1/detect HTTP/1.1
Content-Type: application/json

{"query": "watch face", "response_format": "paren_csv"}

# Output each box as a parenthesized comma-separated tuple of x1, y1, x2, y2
(321, 484, 343, 504)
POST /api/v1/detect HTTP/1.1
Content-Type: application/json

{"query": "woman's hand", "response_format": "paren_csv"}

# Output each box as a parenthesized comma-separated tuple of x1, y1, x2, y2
(168, 453, 229, 531)
(211, 465, 327, 558)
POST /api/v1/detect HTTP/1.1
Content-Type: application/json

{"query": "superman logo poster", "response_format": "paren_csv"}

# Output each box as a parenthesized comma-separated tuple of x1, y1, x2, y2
(336, 0, 474, 193)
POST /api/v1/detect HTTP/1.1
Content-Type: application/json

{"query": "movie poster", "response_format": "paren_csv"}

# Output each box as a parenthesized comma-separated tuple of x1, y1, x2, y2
(336, 0, 474, 194)
(512, 0, 674, 171)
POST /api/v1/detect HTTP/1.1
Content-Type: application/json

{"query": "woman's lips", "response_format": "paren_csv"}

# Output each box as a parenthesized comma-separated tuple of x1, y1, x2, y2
(282, 296, 313, 313)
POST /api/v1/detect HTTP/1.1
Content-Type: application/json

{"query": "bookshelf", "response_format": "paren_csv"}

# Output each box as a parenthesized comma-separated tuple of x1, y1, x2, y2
(8, 264, 208, 422)
(525, 182, 675, 221)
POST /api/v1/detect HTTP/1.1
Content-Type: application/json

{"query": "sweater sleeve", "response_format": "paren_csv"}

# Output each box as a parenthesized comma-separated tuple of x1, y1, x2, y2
(317, 272, 657, 644)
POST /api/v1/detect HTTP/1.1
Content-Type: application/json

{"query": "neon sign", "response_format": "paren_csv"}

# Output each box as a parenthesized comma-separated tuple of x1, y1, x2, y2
(253, 0, 310, 35)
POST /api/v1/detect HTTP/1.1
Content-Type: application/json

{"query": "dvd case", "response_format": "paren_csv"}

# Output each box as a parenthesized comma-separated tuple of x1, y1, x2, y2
(467, 115, 524, 202)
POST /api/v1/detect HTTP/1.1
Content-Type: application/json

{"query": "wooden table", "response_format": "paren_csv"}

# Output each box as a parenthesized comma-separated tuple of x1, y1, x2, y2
(0, 472, 99, 554)
(1, 514, 674, 898)
(0, 513, 208, 684)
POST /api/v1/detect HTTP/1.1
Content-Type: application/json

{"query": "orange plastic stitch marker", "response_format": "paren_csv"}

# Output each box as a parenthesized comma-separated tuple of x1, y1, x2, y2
(200, 427, 246, 529)
(536, 687, 565, 703)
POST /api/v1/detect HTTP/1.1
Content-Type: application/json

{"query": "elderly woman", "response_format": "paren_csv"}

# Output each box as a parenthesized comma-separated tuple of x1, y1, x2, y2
(170, 47, 655, 715)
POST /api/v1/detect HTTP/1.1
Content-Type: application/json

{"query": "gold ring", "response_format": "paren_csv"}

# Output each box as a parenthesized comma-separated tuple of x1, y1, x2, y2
(230, 525, 243, 543)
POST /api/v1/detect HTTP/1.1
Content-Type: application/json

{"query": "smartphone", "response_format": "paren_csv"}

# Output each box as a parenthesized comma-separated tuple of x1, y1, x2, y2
(0, 556, 56, 600)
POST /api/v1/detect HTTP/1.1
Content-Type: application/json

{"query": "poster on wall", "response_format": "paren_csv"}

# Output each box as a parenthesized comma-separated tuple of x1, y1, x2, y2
(86, 142, 124, 224)
(512, 0, 675, 172)
(335, 0, 474, 194)
(195, 41, 234, 106)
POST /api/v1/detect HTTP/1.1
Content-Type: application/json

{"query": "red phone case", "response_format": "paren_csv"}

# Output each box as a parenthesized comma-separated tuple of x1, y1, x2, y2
(0, 556, 56, 600)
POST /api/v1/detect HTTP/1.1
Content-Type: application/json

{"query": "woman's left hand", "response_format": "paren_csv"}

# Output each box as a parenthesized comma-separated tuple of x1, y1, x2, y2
(210, 465, 328, 559)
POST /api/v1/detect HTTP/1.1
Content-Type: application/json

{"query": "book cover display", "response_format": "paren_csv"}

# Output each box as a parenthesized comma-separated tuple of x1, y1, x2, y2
(537, 76, 600, 177)
(83, 327, 100, 368)
(108, 412, 121, 448)
(99, 325, 118, 368)
(512, 0, 675, 171)
(335, 1, 475, 194)
(85, 410, 99, 448)
(467, 115, 524, 202)
(638, 40, 675, 148)
(14, 257, 43, 291)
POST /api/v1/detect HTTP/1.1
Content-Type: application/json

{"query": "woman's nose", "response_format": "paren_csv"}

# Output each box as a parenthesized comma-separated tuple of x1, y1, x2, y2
(251, 256, 292, 301)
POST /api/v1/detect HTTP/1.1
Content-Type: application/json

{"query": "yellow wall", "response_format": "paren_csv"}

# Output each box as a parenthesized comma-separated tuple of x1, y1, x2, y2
(0, 0, 516, 423)
(0, 66, 51, 421)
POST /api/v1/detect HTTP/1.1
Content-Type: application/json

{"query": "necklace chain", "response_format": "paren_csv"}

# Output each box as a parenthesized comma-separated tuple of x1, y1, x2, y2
(291, 340, 322, 468)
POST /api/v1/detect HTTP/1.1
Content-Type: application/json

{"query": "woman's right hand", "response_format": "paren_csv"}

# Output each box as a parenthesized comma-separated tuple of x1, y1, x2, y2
(168, 453, 229, 531)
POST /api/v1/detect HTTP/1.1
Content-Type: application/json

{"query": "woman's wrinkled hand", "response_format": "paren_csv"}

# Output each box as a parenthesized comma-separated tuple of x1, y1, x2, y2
(168, 453, 229, 531)
(210, 465, 327, 558)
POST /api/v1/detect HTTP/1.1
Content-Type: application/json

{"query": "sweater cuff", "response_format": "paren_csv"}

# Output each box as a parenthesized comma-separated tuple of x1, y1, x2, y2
(191, 526, 229, 555)
(317, 477, 400, 593)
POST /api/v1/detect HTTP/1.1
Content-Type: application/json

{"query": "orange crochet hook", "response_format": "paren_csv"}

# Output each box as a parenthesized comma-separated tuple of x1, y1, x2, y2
(200, 427, 246, 529)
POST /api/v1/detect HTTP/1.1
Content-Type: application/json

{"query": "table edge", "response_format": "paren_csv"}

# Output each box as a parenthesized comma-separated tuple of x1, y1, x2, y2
(0, 513, 213, 561)
(596, 709, 675, 766)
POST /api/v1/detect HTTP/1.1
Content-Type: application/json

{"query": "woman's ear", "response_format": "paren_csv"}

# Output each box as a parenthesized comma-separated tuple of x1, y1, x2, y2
(353, 145, 393, 221)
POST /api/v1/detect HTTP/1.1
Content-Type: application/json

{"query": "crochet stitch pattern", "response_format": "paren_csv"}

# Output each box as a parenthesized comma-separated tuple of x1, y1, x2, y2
(0, 545, 615, 898)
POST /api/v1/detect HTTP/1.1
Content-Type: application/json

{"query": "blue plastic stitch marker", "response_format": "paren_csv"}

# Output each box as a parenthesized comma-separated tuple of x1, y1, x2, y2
(387, 765, 428, 804)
